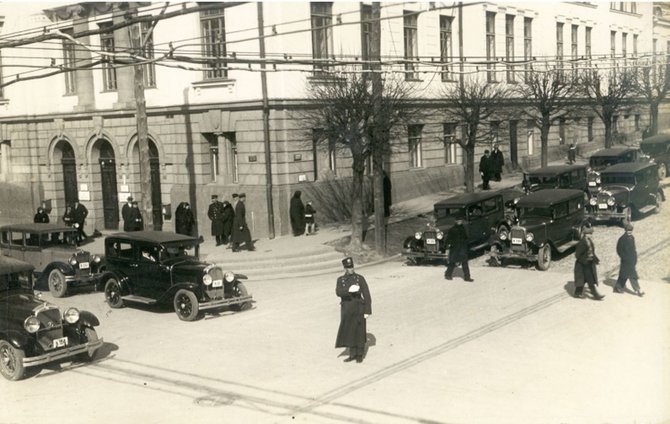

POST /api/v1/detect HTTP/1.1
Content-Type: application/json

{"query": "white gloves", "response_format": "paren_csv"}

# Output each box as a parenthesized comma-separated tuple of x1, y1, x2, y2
(348, 284, 360, 293)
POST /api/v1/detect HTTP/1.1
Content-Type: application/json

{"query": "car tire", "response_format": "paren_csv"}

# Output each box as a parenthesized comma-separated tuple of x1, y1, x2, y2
(104, 278, 124, 309)
(658, 162, 667, 180)
(653, 192, 663, 214)
(174, 289, 200, 321)
(488, 245, 502, 267)
(230, 282, 252, 312)
(622, 206, 633, 224)
(48, 269, 68, 298)
(0, 340, 26, 381)
(77, 327, 99, 362)
(536, 244, 552, 271)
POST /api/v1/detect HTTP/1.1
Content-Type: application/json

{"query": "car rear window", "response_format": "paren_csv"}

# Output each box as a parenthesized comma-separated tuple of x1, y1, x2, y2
(601, 174, 635, 185)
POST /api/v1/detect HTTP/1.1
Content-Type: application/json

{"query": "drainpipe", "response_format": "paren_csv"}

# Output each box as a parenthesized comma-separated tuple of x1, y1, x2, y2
(258, 2, 275, 239)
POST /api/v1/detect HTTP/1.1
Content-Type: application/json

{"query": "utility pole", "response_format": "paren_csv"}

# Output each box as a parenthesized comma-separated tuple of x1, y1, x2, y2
(370, 2, 386, 255)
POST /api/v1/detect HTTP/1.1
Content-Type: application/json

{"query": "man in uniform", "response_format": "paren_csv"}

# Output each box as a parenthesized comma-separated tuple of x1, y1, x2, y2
(121, 196, 133, 231)
(479, 149, 493, 190)
(71, 200, 88, 244)
(231, 193, 254, 251)
(335, 257, 372, 363)
(614, 223, 644, 297)
(207, 195, 225, 246)
(444, 218, 473, 282)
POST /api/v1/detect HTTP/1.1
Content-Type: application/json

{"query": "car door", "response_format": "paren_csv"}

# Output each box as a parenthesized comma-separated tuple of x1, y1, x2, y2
(465, 201, 488, 244)
(548, 202, 570, 245)
(134, 242, 163, 299)
(1, 230, 26, 262)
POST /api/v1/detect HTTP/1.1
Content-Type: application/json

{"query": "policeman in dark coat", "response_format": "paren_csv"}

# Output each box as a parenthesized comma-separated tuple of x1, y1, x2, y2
(71, 200, 88, 244)
(175, 202, 195, 236)
(568, 143, 577, 164)
(221, 200, 235, 244)
(444, 218, 473, 282)
(289, 190, 305, 236)
(231, 193, 254, 251)
(479, 149, 493, 190)
(121, 196, 134, 231)
(335, 257, 372, 363)
(574, 226, 604, 300)
(208, 195, 225, 245)
(490, 144, 504, 182)
(34, 206, 49, 223)
(62, 205, 73, 227)
(128, 201, 143, 231)
(614, 223, 644, 296)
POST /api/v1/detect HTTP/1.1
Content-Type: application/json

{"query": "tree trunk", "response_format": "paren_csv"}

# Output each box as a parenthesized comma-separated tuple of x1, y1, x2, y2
(650, 102, 659, 136)
(604, 116, 613, 148)
(348, 167, 365, 251)
(464, 144, 475, 193)
(540, 118, 550, 167)
(372, 151, 386, 255)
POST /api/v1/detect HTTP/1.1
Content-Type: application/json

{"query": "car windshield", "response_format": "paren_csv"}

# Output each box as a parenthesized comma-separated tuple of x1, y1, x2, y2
(519, 207, 553, 219)
(162, 242, 198, 259)
(589, 157, 620, 170)
(527, 175, 557, 187)
(435, 206, 466, 221)
(641, 143, 668, 155)
(601, 174, 636, 185)
(25, 231, 78, 248)
(0, 271, 33, 292)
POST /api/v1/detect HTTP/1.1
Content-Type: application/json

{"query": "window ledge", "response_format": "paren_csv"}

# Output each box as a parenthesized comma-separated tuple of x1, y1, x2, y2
(0, 98, 8, 105)
(192, 78, 236, 88)
(307, 75, 345, 85)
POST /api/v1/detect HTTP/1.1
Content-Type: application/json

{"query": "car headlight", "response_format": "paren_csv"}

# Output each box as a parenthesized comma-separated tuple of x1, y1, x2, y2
(92, 255, 102, 263)
(69, 258, 78, 266)
(525, 233, 534, 242)
(607, 197, 615, 206)
(436, 232, 444, 240)
(596, 177, 601, 184)
(203, 274, 213, 285)
(24, 316, 40, 333)
(63, 308, 80, 324)
(414, 232, 422, 240)
(589, 197, 597, 205)
(499, 233, 507, 241)
(224, 271, 235, 283)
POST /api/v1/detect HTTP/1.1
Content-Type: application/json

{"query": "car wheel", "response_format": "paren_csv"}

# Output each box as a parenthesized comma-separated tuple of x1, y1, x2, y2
(536, 244, 552, 271)
(104, 278, 124, 309)
(658, 162, 667, 180)
(0, 340, 26, 381)
(174, 289, 200, 321)
(77, 327, 99, 362)
(48, 269, 68, 298)
(230, 282, 252, 312)
(623, 206, 632, 224)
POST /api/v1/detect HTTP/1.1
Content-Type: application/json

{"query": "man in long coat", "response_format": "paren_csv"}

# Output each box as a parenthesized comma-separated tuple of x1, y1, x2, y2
(289, 190, 305, 236)
(444, 218, 473, 282)
(221, 200, 235, 244)
(335, 257, 372, 363)
(614, 223, 644, 296)
(33, 206, 49, 223)
(491, 144, 505, 182)
(574, 227, 604, 300)
(128, 201, 144, 231)
(121, 196, 133, 231)
(479, 150, 494, 190)
(175, 202, 195, 236)
(71, 200, 88, 244)
(231, 193, 254, 251)
(208, 195, 225, 246)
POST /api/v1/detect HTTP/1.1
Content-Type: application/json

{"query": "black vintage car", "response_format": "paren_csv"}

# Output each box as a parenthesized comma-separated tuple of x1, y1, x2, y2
(586, 162, 664, 223)
(403, 190, 516, 264)
(522, 164, 588, 194)
(489, 189, 588, 270)
(101, 231, 252, 321)
(639, 133, 670, 179)
(0, 224, 104, 298)
(587, 147, 648, 195)
(0, 256, 103, 380)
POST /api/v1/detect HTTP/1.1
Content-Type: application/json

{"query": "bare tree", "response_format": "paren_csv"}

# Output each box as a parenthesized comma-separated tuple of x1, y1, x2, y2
(442, 77, 511, 193)
(635, 56, 670, 137)
(515, 67, 576, 167)
(578, 67, 637, 148)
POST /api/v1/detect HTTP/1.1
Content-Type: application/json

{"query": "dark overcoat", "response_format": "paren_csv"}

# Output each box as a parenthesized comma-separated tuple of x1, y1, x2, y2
(221, 201, 235, 238)
(491, 149, 504, 174)
(446, 224, 469, 264)
(129, 207, 144, 231)
(231, 201, 252, 244)
(34, 210, 49, 223)
(289, 191, 305, 235)
(335, 272, 372, 349)
(574, 236, 599, 288)
(62, 209, 73, 226)
(208, 201, 225, 236)
(175, 202, 195, 236)
(122, 203, 133, 231)
(304, 204, 316, 224)
(479, 155, 493, 177)
(616, 233, 638, 280)
(71, 203, 88, 228)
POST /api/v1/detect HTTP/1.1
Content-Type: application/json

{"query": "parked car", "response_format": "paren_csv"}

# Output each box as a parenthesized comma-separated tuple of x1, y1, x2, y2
(522, 164, 589, 194)
(101, 231, 252, 321)
(587, 147, 649, 195)
(639, 133, 670, 179)
(586, 162, 664, 224)
(489, 189, 589, 270)
(0, 256, 103, 380)
(403, 191, 514, 264)
(0, 223, 104, 298)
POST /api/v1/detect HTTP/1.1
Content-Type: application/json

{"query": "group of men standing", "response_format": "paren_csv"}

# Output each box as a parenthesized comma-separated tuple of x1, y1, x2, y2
(34, 200, 88, 244)
(121, 196, 144, 232)
(208, 193, 254, 252)
(478, 144, 505, 190)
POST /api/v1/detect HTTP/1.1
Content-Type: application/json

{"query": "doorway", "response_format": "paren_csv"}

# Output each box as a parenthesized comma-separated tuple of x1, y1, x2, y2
(509, 120, 518, 167)
(98, 142, 119, 230)
(57, 140, 78, 206)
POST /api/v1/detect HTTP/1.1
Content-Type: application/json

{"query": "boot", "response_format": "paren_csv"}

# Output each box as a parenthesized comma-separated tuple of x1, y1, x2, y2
(574, 287, 584, 299)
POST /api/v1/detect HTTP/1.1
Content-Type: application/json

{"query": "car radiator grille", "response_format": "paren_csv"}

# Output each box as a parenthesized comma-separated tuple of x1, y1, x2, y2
(423, 231, 439, 253)
(35, 308, 65, 351)
(206, 267, 225, 300)
(75, 251, 92, 276)
(510, 228, 527, 252)
(596, 193, 615, 210)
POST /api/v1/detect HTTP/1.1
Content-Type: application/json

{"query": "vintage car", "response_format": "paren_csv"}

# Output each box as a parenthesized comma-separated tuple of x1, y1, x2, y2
(0, 223, 104, 298)
(639, 133, 670, 179)
(101, 231, 253, 321)
(489, 189, 588, 270)
(0, 256, 103, 380)
(586, 162, 664, 223)
(587, 147, 649, 195)
(522, 164, 588, 194)
(403, 190, 517, 264)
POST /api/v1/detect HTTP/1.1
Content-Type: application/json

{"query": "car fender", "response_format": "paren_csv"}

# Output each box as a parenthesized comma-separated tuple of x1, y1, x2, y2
(77, 310, 100, 328)
(234, 273, 248, 280)
(402, 236, 416, 250)
(162, 282, 200, 302)
(42, 261, 75, 277)
(99, 271, 131, 295)
(0, 330, 32, 350)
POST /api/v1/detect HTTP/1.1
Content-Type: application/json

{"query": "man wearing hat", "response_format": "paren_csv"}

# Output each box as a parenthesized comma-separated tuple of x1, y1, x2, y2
(335, 257, 372, 363)
(231, 193, 254, 251)
(614, 223, 644, 296)
(574, 226, 605, 300)
(122, 196, 134, 231)
(208, 195, 226, 246)
(444, 218, 474, 282)
(479, 149, 493, 190)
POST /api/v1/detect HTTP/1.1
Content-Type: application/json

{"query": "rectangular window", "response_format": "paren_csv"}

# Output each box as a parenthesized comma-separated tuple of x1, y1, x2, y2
(360, 4, 373, 71)
(486, 12, 496, 82)
(556, 22, 564, 75)
(443, 123, 459, 164)
(610, 30, 616, 59)
(490, 121, 500, 145)
(571, 24, 578, 76)
(224, 132, 239, 184)
(408, 124, 423, 168)
(524, 17, 532, 82)
(138, 21, 156, 88)
(440, 15, 454, 81)
(505, 14, 515, 83)
(404, 11, 418, 80)
(311, 2, 333, 75)
(527, 119, 534, 155)
(328, 138, 336, 173)
(633, 34, 638, 57)
(201, 7, 228, 80)
(588, 117, 594, 141)
(62, 28, 77, 95)
(585, 26, 592, 60)
(559, 118, 566, 144)
(99, 22, 117, 91)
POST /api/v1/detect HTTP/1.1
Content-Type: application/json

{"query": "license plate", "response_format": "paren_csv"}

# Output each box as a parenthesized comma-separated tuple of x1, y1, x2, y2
(426, 238, 436, 245)
(598, 203, 608, 209)
(79, 262, 89, 269)
(511, 237, 522, 245)
(212, 279, 223, 288)
(588, 181, 596, 187)
(52, 337, 68, 348)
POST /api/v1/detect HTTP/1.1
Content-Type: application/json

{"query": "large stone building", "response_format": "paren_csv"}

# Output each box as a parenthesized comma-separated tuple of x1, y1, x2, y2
(0, 1, 666, 237)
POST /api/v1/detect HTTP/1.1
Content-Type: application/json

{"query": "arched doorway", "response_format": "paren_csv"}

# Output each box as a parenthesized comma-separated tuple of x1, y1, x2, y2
(96, 141, 119, 230)
(131, 138, 163, 230)
(54, 140, 78, 207)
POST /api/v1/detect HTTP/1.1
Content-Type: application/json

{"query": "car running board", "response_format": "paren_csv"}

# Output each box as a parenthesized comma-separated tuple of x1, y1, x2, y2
(470, 241, 490, 251)
(556, 240, 579, 253)
(121, 294, 157, 305)
(638, 205, 655, 214)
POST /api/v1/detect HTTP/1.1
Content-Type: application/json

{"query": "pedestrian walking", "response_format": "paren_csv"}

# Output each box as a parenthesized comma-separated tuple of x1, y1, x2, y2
(290, 190, 305, 236)
(479, 149, 493, 190)
(614, 223, 644, 297)
(62, 205, 73, 227)
(71, 200, 89, 244)
(129, 201, 144, 231)
(207, 195, 225, 245)
(304, 201, 317, 235)
(444, 218, 474, 282)
(383, 171, 392, 218)
(33, 206, 49, 223)
(568, 143, 577, 164)
(175, 202, 195, 236)
(335, 257, 372, 363)
(574, 226, 605, 300)
(121, 196, 134, 231)
(231, 193, 254, 251)
(221, 200, 235, 245)
(491, 144, 504, 182)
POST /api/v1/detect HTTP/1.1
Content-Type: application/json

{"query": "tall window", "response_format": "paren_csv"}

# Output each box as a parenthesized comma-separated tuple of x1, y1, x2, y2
(360, 4, 373, 71)
(138, 21, 156, 88)
(208, 135, 220, 182)
(622, 32, 628, 68)
(99, 22, 117, 91)
(201, 7, 227, 80)
(443, 123, 459, 164)
(224, 132, 239, 183)
(328, 138, 336, 173)
(587, 117, 594, 141)
(403, 11, 418, 80)
(610, 30, 616, 63)
(486, 12, 496, 82)
(0, 21, 3, 98)
(571, 24, 578, 76)
(559, 118, 566, 144)
(311, 2, 332, 75)
(524, 17, 532, 82)
(556, 22, 564, 76)
(505, 15, 515, 83)
(408, 125, 423, 168)
(585, 26, 592, 61)
(490, 121, 500, 145)
(526, 120, 534, 155)
(62, 28, 77, 95)
(633, 34, 638, 57)
(440, 15, 454, 81)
